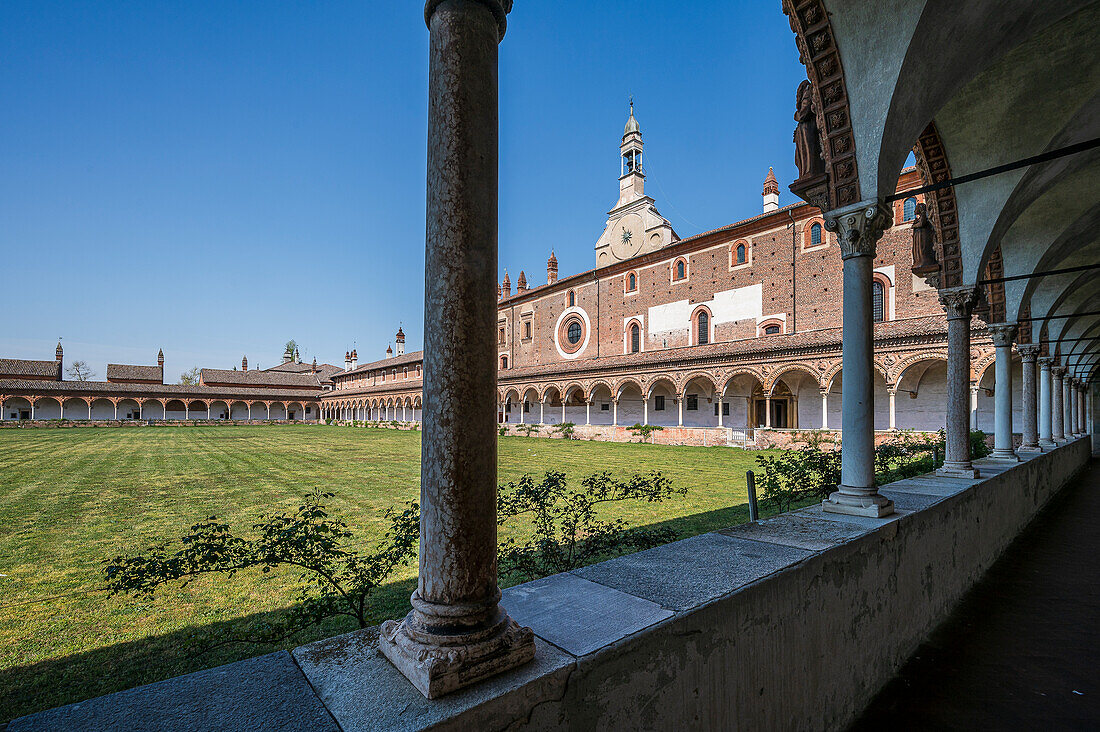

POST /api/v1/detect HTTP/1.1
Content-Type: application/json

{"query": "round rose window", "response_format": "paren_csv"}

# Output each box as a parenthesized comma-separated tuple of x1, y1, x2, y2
(567, 320, 582, 344)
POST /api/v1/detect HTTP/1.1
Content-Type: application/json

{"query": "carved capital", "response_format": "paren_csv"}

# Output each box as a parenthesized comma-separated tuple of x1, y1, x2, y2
(426, 0, 511, 39)
(824, 200, 891, 260)
(1038, 356, 1055, 368)
(1051, 365, 1066, 378)
(938, 286, 979, 320)
(987, 323, 1018, 348)
(1016, 343, 1040, 362)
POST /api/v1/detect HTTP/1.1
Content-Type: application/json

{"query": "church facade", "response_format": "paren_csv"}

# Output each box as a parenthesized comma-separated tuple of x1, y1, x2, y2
(319, 109, 1010, 442)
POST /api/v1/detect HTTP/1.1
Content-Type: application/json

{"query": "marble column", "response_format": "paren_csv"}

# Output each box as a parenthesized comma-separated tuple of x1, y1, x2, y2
(1038, 357, 1054, 447)
(1051, 365, 1065, 441)
(938, 286, 981, 478)
(969, 384, 979, 430)
(1062, 372, 1073, 438)
(677, 396, 683, 427)
(821, 389, 829, 430)
(887, 388, 897, 431)
(1017, 344, 1040, 452)
(1073, 382, 1080, 434)
(987, 323, 1019, 461)
(380, 0, 534, 700)
(822, 201, 894, 517)
(613, 398, 618, 427)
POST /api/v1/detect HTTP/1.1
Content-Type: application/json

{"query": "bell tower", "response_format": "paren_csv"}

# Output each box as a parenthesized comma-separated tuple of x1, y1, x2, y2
(594, 100, 678, 267)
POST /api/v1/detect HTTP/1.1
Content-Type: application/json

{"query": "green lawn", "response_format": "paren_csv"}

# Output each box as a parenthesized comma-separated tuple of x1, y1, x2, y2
(0, 425, 783, 722)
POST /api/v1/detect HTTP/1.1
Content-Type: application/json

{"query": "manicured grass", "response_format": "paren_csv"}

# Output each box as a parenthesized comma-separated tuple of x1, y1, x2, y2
(0, 425, 784, 722)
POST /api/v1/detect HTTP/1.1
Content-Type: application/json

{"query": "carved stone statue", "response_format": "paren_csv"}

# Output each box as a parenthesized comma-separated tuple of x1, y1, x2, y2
(910, 202, 939, 275)
(793, 80, 824, 180)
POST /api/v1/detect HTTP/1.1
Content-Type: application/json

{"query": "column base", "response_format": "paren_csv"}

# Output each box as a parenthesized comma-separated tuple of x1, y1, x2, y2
(937, 463, 980, 479)
(1038, 438, 1056, 448)
(379, 606, 535, 699)
(988, 449, 1021, 462)
(1017, 444, 1043, 453)
(822, 489, 895, 518)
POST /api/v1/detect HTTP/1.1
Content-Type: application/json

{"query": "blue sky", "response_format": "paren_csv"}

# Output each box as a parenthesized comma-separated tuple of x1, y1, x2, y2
(0, 1, 809, 380)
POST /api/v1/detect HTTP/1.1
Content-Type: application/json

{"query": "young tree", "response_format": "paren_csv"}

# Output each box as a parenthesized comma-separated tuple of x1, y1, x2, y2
(496, 470, 684, 581)
(66, 360, 95, 381)
(285, 340, 298, 354)
(104, 491, 420, 644)
(179, 367, 201, 385)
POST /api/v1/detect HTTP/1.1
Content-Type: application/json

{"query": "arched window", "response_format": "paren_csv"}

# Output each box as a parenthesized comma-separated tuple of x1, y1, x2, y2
(697, 311, 709, 345)
(872, 280, 885, 322)
(501, 355, 508, 369)
(674, 259, 686, 281)
(630, 322, 640, 353)
(810, 223, 822, 248)
(628, 272, 636, 292)
(903, 197, 917, 222)
(567, 320, 582, 344)
(736, 243, 746, 264)
(568, 290, 575, 307)
(764, 325, 781, 335)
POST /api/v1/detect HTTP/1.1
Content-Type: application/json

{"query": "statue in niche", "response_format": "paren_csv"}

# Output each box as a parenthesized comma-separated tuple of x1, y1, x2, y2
(793, 80, 825, 180)
(910, 202, 939, 275)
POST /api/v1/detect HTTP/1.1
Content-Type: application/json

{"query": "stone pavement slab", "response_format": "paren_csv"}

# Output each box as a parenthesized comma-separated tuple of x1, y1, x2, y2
(719, 511, 869, 551)
(573, 532, 812, 612)
(885, 476, 974, 496)
(501, 572, 673, 656)
(792, 503, 908, 530)
(293, 627, 574, 732)
(8, 651, 338, 732)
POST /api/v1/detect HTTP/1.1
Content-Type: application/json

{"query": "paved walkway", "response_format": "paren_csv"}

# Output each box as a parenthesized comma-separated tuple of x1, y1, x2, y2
(853, 454, 1100, 730)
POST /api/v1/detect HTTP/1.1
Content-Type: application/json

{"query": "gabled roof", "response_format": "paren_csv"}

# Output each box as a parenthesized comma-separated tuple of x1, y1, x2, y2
(337, 350, 424, 378)
(0, 359, 61, 380)
(106, 364, 163, 383)
(199, 368, 321, 389)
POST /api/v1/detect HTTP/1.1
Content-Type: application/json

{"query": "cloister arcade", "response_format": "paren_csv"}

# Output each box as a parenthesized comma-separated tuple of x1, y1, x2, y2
(318, 394, 423, 423)
(0, 394, 318, 422)
(490, 350, 985, 434)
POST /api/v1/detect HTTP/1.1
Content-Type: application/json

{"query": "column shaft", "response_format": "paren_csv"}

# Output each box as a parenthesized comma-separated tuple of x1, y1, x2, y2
(1018, 345, 1040, 451)
(822, 200, 893, 517)
(1052, 367, 1065, 441)
(1063, 376, 1073, 438)
(821, 390, 828, 430)
(938, 287, 980, 477)
(380, 0, 533, 699)
(1038, 358, 1053, 447)
(988, 323, 1019, 461)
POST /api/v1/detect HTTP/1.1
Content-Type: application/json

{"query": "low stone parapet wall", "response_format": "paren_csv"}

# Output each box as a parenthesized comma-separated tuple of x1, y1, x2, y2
(12, 438, 1091, 731)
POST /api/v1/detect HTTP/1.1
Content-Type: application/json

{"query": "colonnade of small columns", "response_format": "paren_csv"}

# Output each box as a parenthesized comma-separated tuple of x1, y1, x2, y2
(0, 395, 318, 421)
(319, 399, 422, 423)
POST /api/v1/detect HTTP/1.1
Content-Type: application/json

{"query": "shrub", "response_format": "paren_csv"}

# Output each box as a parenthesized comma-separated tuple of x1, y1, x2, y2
(754, 444, 840, 512)
(970, 430, 990, 459)
(553, 422, 576, 439)
(626, 423, 664, 443)
(497, 470, 684, 581)
(104, 491, 420, 644)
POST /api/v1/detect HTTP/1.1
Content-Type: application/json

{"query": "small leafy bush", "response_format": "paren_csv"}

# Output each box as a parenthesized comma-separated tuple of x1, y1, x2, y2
(755, 444, 840, 512)
(554, 422, 576, 439)
(626, 423, 664, 443)
(497, 470, 684, 581)
(104, 490, 420, 644)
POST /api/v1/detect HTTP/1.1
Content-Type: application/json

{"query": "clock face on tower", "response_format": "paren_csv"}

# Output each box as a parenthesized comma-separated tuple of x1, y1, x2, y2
(610, 213, 644, 260)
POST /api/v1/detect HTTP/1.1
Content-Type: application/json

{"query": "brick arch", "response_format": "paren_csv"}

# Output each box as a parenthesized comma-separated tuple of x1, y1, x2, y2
(540, 383, 563, 403)
(612, 377, 642, 398)
(678, 370, 719, 395)
(972, 352, 997, 385)
(502, 387, 521, 404)
(646, 375, 677, 398)
(890, 351, 949, 386)
(413, 396, 422, 408)
(766, 364, 821, 395)
(562, 382, 586, 402)
(718, 368, 766, 396)
(690, 305, 714, 346)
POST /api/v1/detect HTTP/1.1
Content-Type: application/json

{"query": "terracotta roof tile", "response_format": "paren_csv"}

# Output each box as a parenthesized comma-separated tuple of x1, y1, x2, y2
(106, 364, 163, 382)
(0, 359, 61, 380)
